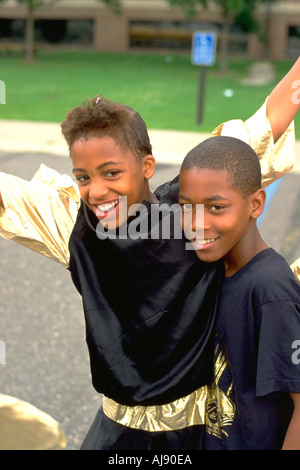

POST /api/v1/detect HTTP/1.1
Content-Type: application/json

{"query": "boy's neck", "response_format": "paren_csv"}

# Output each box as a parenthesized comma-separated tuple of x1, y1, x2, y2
(224, 227, 269, 278)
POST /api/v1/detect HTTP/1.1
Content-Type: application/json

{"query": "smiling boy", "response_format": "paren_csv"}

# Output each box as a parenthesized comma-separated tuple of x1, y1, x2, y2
(179, 136, 266, 274)
(66, 99, 158, 230)
(179, 136, 300, 450)
(55, 96, 223, 449)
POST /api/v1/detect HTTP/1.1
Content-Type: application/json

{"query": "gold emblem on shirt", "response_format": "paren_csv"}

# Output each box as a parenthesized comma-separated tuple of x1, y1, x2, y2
(205, 340, 236, 440)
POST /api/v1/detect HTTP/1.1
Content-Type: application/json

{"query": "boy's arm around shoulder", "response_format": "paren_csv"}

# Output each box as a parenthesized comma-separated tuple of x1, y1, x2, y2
(282, 393, 300, 450)
(0, 165, 80, 267)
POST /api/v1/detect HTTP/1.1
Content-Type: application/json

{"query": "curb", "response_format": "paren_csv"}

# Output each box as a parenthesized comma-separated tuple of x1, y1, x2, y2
(0, 119, 300, 172)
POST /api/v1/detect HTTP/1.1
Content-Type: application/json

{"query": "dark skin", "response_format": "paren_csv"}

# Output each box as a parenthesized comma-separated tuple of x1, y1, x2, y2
(267, 56, 300, 143)
(71, 136, 157, 229)
(178, 168, 267, 276)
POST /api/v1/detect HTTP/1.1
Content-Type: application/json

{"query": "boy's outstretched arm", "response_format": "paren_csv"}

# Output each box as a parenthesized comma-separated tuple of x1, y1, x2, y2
(0, 167, 80, 267)
(267, 57, 300, 143)
(282, 393, 300, 450)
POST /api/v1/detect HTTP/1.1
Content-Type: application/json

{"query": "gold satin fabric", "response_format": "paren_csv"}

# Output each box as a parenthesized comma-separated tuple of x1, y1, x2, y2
(0, 164, 80, 267)
(102, 386, 208, 432)
(291, 258, 300, 284)
(0, 393, 66, 450)
(211, 99, 295, 188)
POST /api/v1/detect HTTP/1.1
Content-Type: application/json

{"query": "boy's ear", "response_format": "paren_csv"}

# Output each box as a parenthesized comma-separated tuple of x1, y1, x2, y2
(143, 155, 156, 180)
(250, 188, 266, 220)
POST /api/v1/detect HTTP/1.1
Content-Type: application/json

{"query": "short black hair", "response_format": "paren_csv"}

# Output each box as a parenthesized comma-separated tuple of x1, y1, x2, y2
(181, 136, 261, 198)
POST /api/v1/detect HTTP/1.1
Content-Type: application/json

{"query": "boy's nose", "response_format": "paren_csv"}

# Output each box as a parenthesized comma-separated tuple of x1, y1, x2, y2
(182, 204, 209, 240)
(192, 205, 211, 231)
(88, 179, 109, 201)
(192, 216, 211, 232)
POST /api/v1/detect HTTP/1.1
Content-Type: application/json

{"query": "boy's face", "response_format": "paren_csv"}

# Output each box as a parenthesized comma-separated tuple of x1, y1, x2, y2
(179, 168, 261, 264)
(71, 136, 155, 228)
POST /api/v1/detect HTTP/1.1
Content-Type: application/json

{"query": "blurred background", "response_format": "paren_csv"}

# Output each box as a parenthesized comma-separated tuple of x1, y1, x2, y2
(0, 0, 299, 133)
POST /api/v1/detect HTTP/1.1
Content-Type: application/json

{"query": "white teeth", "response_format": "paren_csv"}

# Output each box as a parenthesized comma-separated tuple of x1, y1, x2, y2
(97, 200, 119, 212)
(196, 238, 217, 245)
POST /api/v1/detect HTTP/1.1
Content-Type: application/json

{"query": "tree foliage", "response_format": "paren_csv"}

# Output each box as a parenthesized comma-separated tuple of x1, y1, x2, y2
(100, 0, 122, 13)
(168, 0, 277, 33)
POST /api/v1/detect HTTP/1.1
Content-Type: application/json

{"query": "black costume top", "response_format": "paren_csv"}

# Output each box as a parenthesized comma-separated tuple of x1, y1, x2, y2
(68, 177, 224, 407)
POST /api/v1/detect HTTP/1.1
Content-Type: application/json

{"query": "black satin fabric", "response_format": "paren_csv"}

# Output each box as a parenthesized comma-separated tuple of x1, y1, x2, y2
(68, 176, 224, 406)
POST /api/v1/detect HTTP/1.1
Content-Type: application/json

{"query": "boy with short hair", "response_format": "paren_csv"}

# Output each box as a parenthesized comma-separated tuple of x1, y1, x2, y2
(179, 135, 300, 450)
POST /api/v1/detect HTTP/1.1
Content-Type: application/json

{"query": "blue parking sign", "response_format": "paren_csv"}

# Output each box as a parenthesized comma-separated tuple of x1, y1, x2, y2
(191, 31, 217, 66)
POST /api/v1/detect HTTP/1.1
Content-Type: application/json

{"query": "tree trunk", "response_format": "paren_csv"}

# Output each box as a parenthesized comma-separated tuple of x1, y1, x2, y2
(25, 3, 35, 63)
(219, 11, 230, 73)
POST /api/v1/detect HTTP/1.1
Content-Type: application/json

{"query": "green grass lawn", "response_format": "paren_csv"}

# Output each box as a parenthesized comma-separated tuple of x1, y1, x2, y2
(0, 50, 299, 137)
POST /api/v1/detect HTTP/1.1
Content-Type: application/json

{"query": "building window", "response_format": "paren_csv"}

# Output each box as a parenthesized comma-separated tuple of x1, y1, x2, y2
(287, 25, 300, 58)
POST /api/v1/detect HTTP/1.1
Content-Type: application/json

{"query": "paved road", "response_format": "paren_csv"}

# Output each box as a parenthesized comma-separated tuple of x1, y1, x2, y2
(0, 150, 299, 449)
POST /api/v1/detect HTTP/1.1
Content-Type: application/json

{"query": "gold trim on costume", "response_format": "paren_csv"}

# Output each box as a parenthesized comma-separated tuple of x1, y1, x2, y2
(102, 386, 208, 432)
(205, 342, 236, 440)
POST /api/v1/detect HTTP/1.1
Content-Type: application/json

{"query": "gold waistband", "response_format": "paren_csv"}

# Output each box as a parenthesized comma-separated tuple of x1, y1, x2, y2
(102, 386, 208, 432)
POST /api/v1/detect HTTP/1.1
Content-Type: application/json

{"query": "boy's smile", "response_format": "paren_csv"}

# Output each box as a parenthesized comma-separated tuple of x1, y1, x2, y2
(71, 136, 155, 228)
(179, 168, 265, 273)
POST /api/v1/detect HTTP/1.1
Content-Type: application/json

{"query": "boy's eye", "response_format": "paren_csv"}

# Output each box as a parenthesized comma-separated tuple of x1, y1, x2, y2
(211, 205, 225, 212)
(105, 170, 121, 177)
(75, 175, 89, 184)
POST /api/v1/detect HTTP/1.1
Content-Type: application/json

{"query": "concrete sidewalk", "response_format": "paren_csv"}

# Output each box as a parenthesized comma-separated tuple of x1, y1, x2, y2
(0, 119, 211, 163)
(0, 119, 300, 173)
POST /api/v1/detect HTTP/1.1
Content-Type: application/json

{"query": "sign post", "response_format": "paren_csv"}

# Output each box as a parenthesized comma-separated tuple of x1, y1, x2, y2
(191, 32, 217, 124)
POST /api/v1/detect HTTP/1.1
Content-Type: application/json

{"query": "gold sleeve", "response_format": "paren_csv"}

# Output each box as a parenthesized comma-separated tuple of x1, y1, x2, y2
(0, 164, 80, 268)
(211, 98, 295, 187)
(290, 258, 300, 284)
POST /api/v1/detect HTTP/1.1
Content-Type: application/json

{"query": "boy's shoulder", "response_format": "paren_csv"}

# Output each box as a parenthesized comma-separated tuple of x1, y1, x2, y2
(223, 248, 300, 308)
(242, 248, 300, 305)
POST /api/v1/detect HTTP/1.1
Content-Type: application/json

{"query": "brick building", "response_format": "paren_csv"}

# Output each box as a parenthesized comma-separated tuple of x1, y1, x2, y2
(0, 0, 299, 60)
